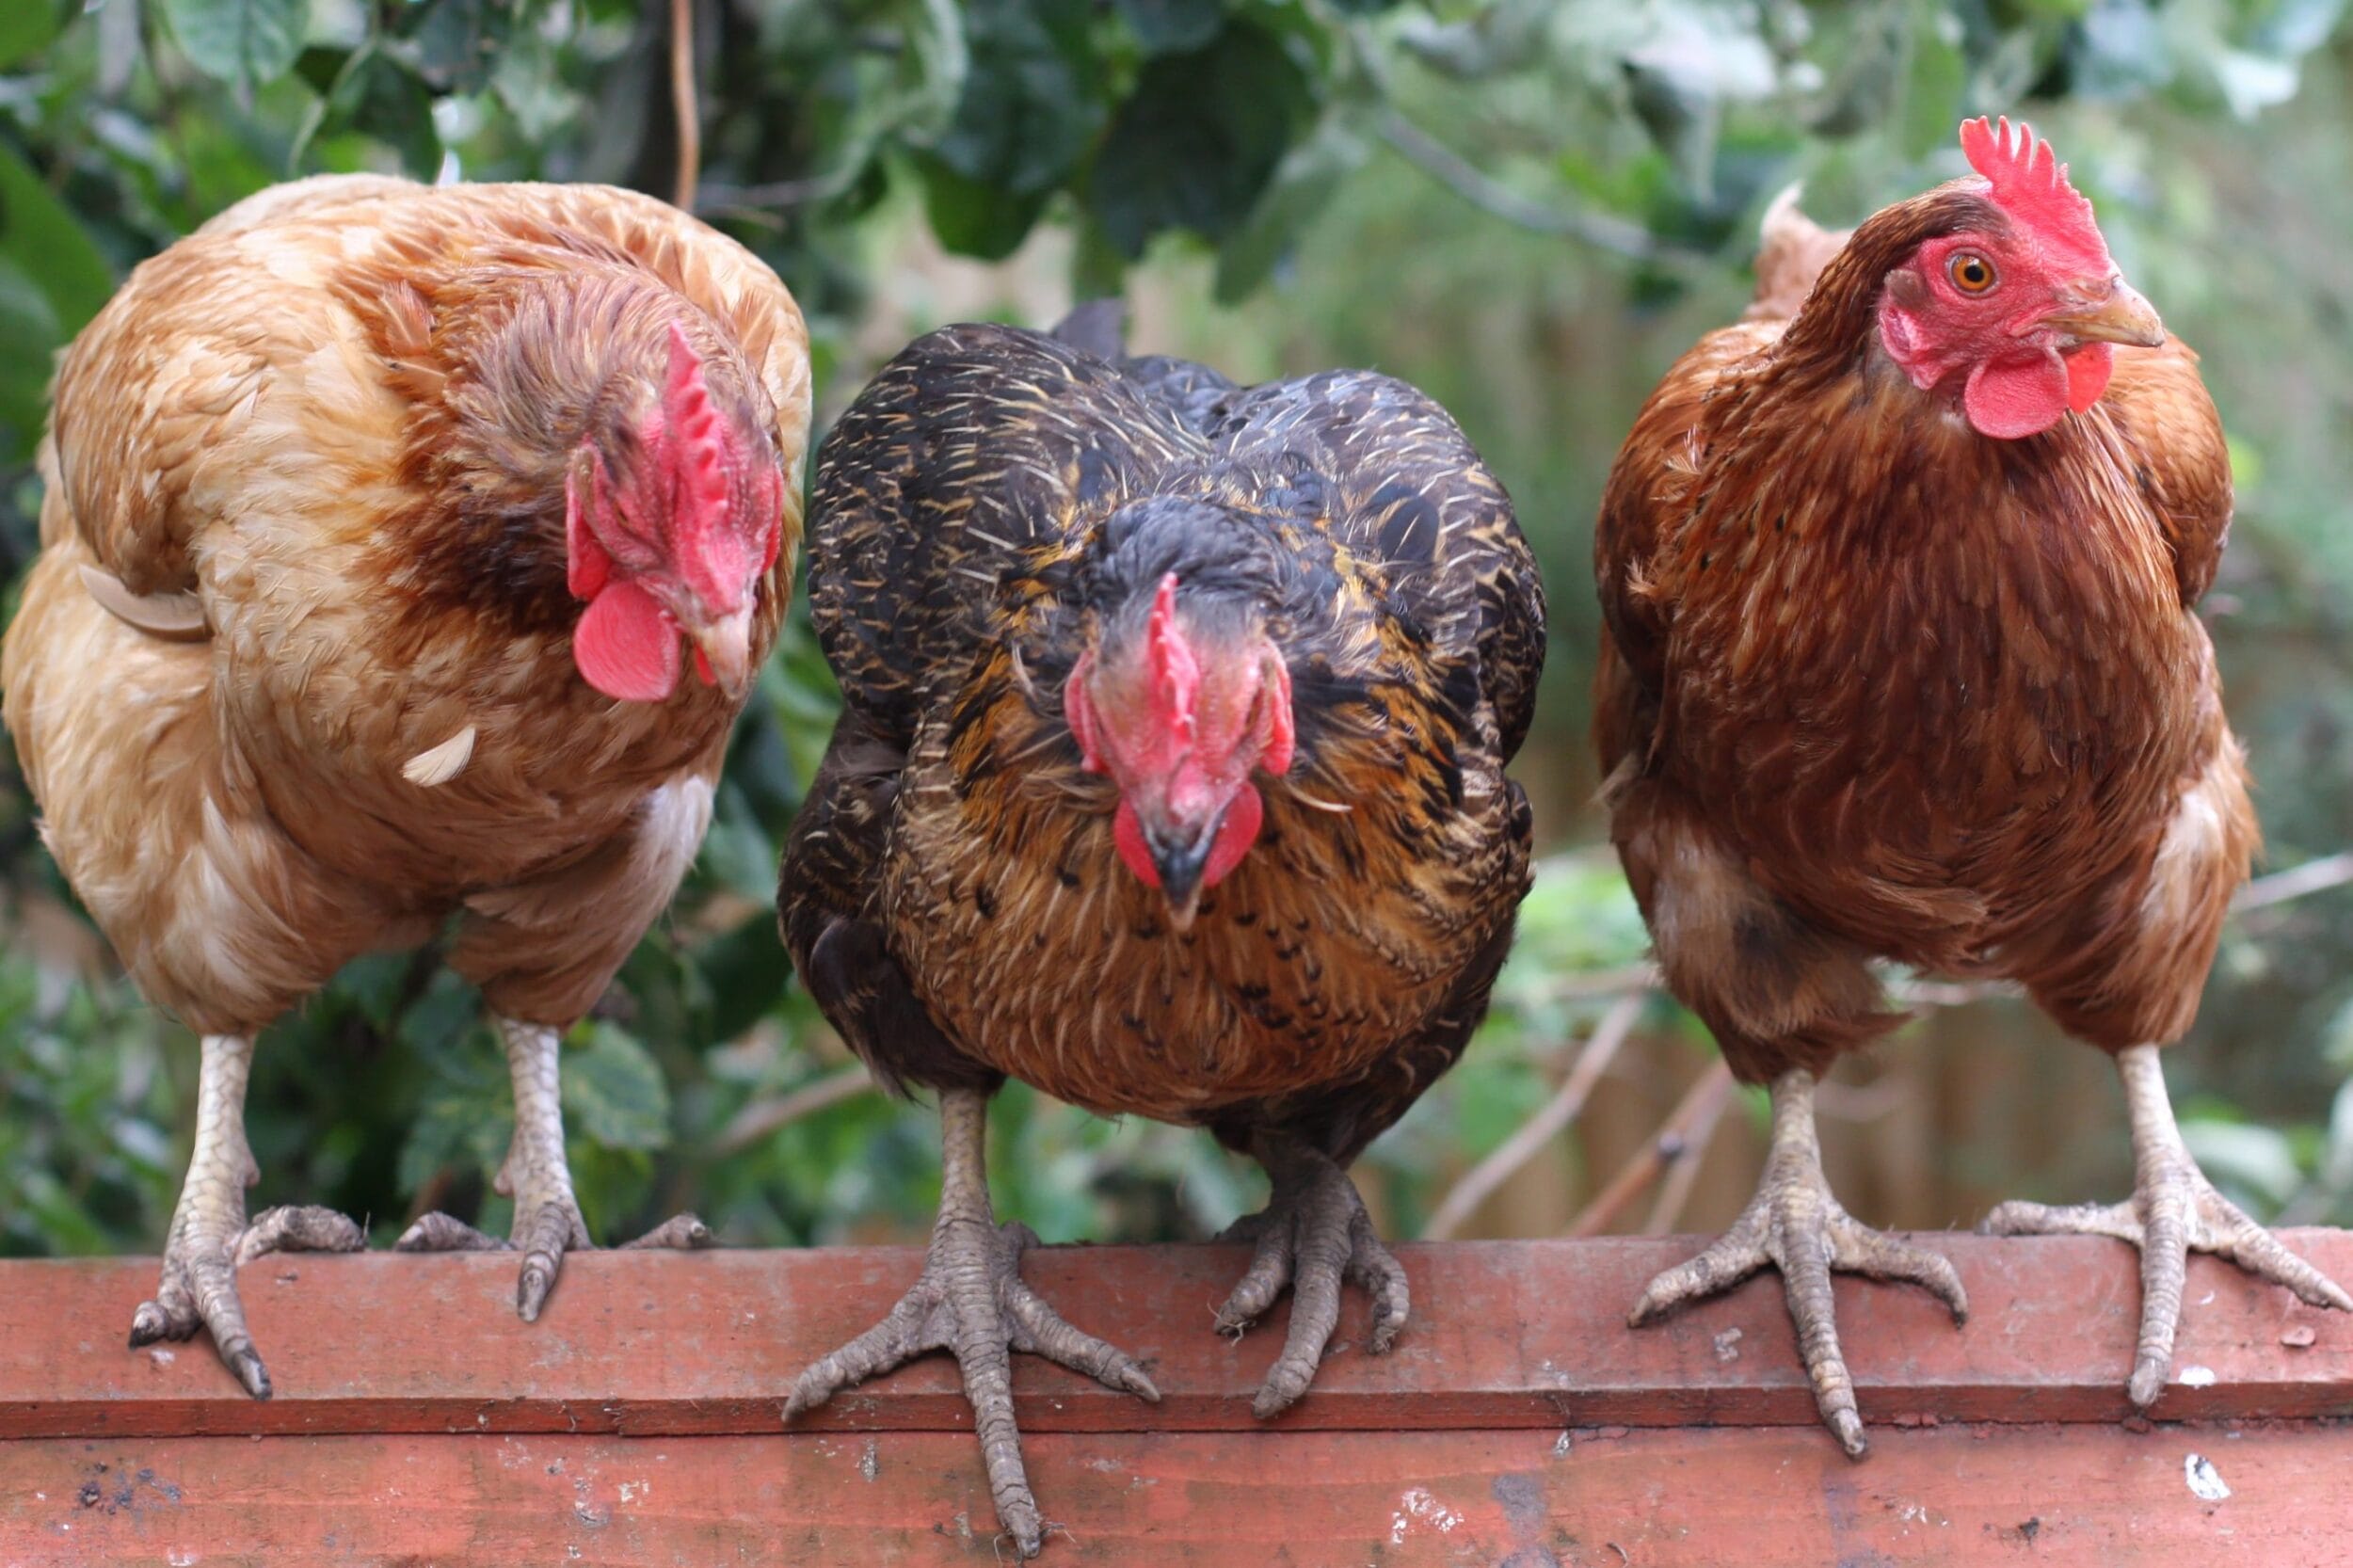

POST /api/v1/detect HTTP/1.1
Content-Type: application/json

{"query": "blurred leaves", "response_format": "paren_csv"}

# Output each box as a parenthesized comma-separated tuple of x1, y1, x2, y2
(0, 145, 113, 332)
(564, 1023, 672, 1152)
(0, 1, 61, 72)
(1117, 0, 1225, 56)
(297, 44, 442, 176)
(1213, 108, 1372, 299)
(1088, 23, 1317, 259)
(927, 0, 1099, 199)
(161, 0, 311, 95)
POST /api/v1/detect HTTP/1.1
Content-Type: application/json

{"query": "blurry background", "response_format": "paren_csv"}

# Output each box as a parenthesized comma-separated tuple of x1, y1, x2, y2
(4, 0, 2351, 1262)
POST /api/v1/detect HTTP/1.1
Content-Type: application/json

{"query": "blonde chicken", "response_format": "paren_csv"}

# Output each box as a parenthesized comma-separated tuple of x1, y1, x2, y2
(1, 175, 808, 1397)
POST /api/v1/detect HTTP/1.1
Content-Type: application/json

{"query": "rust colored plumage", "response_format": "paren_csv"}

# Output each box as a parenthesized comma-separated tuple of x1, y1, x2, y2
(784, 321, 1543, 1156)
(1588, 135, 2347, 1461)
(1594, 184, 2246, 1084)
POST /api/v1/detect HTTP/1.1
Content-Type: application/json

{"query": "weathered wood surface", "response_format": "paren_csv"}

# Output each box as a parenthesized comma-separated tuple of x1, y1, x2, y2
(3, 1234, 2346, 1437)
(2, 1236, 2349, 1565)
(6, 1423, 2344, 1567)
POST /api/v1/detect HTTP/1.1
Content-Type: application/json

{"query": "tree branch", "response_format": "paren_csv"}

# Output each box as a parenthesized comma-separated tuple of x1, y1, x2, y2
(669, 0, 700, 213)
(712, 1065, 875, 1155)
(1565, 1061, 1737, 1238)
(1422, 991, 1645, 1240)
(1374, 108, 1705, 266)
(2233, 850, 2353, 914)
(1641, 1071, 1736, 1235)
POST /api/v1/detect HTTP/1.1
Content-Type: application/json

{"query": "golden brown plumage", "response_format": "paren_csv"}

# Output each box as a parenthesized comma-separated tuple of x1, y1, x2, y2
(777, 314, 1542, 1554)
(2, 173, 808, 1396)
(1594, 119, 2343, 1456)
(789, 321, 1541, 1143)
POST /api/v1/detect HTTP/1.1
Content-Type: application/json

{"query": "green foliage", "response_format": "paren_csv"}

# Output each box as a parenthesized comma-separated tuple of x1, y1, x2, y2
(163, 0, 311, 94)
(4, 0, 2353, 1267)
(1087, 22, 1316, 259)
(0, 959, 175, 1256)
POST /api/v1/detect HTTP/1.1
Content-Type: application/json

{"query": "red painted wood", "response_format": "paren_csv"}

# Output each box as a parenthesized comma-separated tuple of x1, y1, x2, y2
(3, 1423, 2344, 1566)
(0, 1234, 2345, 1438)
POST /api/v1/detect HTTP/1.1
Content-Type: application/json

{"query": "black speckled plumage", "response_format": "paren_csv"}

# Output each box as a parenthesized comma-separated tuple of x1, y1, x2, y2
(780, 319, 1544, 1161)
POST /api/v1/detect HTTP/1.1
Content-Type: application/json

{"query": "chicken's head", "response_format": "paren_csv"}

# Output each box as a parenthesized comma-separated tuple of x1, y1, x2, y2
(1064, 571, 1295, 928)
(1877, 117, 2166, 440)
(564, 320, 783, 702)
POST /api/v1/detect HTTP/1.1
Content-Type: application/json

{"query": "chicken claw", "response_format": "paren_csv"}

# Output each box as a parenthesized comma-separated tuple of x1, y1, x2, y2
(1214, 1137, 1410, 1419)
(1628, 1066, 1966, 1457)
(395, 1017, 712, 1320)
(784, 1088, 1158, 1560)
(130, 1033, 364, 1399)
(397, 1205, 712, 1319)
(1982, 1043, 2351, 1407)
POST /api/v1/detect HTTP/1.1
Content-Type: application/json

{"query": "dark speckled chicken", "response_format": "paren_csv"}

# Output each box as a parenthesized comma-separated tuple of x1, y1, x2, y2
(777, 308, 1543, 1555)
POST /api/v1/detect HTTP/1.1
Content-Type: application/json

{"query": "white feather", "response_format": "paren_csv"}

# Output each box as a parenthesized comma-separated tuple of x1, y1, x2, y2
(401, 725, 477, 787)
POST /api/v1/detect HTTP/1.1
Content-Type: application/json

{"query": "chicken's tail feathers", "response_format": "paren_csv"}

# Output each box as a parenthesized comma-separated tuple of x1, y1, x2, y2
(1050, 297, 1129, 361)
(1746, 182, 1850, 324)
(1759, 181, 1811, 244)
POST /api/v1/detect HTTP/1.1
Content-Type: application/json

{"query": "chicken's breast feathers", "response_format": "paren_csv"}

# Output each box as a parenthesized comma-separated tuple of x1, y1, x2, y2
(2097, 338, 2233, 607)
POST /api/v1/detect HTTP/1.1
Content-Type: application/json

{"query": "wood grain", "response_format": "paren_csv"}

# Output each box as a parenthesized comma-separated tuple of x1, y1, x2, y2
(4, 1423, 2345, 1566)
(3, 1233, 2347, 1438)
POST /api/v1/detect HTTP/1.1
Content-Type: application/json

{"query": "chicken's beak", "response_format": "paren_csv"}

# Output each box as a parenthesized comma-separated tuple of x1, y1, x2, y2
(691, 606, 758, 700)
(1146, 820, 1216, 932)
(2044, 277, 2167, 349)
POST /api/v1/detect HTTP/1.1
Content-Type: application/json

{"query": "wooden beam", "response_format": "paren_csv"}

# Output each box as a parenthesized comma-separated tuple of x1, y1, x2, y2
(3, 1233, 2345, 1438)
(1, 1423, 2332, 1566)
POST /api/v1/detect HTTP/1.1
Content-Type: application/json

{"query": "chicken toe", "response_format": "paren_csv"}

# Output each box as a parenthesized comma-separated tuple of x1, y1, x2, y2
(783, 1088, 1157, 1560)
(1982, 1043, 2350, 1407)
(1214, 1136, 1409, 1420)
(130, 1033, 364, 1399)
(1627, 1066, 1966, 1457)
(398, 1201, 712, 1320)
(395, 1016, 711, 1320)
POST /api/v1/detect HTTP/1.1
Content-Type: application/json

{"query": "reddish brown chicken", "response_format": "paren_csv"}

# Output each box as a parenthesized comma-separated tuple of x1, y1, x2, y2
(1, 174, 808, 1397)
(1593, 118, 2348, 1454)
(778, 306, 1542, 1555)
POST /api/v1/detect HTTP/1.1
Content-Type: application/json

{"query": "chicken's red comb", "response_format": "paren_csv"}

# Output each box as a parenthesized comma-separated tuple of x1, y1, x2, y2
(663, 319, 754, 610)
(1145, 572, 1200, 728)
(1960, 117, 2113, 276)
(664, 321, 732, 527)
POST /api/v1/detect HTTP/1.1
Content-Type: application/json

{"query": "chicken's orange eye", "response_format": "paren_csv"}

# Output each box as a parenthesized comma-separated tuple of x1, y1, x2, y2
(1947, 251, 1997, 295)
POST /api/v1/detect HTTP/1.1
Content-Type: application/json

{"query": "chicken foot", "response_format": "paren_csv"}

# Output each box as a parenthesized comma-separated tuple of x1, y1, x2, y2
(129, 1033, 365, 1399)
(1213, 1136, 1409, 1419)
(1981, 1042, 2351, 1406)
(1627, 1066, 1968, 1457)
(396, 1016, 710, 1320)
(783, 1087, 1160, 1560)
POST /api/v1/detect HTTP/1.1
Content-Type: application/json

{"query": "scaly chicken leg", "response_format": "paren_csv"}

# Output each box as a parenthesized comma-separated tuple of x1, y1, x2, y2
(1628, 1067, 1969, 1456)
(396, 1017, 711, 1319)
(1213, 1135, 1410, 1418)
(783, 1087, 1160, 1560)
(128, 1033, 365, 1398)
(1982, 1043, 2351, 1405)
